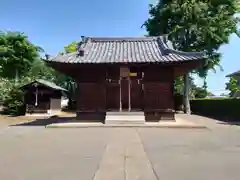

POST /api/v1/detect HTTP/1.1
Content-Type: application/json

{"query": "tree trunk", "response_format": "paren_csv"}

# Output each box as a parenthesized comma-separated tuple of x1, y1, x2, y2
(15, 68, 19, 84)
(183, 73, 191, 114)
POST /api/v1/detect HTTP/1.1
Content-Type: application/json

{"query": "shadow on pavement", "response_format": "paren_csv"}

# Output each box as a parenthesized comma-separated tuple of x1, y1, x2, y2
(217, 121, 240, 126)
(192, 113, 240, 126)
(10, 116, 78, 127)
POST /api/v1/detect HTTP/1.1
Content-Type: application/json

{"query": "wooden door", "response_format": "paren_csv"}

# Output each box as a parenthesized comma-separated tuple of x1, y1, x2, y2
(106, 80, 120, 111)
(106, 67, 120, 111)
(121, 78, 129, 110)
(130, 79, 143, 110)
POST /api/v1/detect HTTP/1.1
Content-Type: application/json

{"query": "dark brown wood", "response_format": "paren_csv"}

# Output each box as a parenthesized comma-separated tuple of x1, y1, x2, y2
(106, 80, 120, 110)
(49, 63, 181, 121)
(76, 112, 105, 122)
(121, 79, 129, 110)
(77, 66, 106, 82)
(77, 83, 106, 112)
(107, 66, 120, 80)
(130, 78, 143, 110)
(173, 60, 202, 77)
(143, 66, 173, 82)
(24, 85, 62, 114)
(144, 82, 173, 110)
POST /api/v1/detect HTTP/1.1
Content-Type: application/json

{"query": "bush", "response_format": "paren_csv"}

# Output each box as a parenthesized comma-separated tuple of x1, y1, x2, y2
(2, 87, 25, 116)
(174, 93, 183, 111)
(190, 98, 240, 121)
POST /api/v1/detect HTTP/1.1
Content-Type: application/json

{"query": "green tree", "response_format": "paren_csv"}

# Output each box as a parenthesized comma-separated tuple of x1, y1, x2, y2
(0, 31, 43, 81)
(2, 86, 25, 115)
(63, 41, 79, 53)
(226, 77, 240, 97)
(143, 0, 240, 113)
(193, 86, 208, 99)
(27, 58, 68, 85)
(27, 60, 55, 81)
(174, 75, 196, 98)
(59, 41, 81, 109)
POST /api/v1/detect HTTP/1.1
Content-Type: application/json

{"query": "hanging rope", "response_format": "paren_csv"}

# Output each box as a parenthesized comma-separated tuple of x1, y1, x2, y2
(34, 83, 38, 106)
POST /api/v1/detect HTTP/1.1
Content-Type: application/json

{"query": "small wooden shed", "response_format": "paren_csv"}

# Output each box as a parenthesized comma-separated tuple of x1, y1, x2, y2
(21, 79, 67, 115)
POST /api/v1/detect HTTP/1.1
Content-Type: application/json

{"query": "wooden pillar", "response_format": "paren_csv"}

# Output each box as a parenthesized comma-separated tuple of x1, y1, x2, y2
(183, 73, 191, 114)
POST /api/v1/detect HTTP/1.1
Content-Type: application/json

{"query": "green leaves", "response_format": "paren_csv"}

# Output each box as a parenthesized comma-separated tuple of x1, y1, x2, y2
(0, 31, 78, 115)
(0, 31, 42, 79)
(144, 0, 239, 75)
(2, 86, 25, 116)
(63, 41, 80, 54)
(226, 77, 240, 97)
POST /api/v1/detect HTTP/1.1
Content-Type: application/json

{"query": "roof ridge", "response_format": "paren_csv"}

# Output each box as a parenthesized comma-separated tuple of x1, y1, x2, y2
(35, 79, 67, 91)
(226, 70, 240, 77)
(47, 35, 206, 64)
(165, 48, 206, 57)
(88, 36, 159, 42)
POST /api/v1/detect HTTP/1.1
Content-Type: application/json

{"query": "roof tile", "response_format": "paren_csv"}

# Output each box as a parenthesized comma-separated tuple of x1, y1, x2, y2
(48, 36, 206, 64)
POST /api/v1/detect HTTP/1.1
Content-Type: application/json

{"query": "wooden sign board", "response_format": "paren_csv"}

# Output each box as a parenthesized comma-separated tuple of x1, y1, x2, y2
(129, 73, 137, 77)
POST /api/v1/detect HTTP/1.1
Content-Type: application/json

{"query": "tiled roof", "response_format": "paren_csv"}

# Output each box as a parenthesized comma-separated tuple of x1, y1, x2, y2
(21, 79, 67, 92)
(226, 70, 240, 77)
(48, 36, 206, 64)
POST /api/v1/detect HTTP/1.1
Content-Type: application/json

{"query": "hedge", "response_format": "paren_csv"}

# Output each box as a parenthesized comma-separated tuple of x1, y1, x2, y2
(190, 98, 240, 121)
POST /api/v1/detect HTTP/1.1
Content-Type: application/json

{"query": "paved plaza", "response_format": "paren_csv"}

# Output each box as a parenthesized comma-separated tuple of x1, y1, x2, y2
(0, 115, 240, 180)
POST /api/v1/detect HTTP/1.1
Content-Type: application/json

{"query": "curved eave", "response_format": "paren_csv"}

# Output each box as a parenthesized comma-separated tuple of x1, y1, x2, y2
(46, 53, 206, 65)
(226, 70, 240, 77)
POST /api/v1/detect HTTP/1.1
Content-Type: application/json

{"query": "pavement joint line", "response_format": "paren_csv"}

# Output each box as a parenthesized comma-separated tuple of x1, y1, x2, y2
(92, 129, 126, 180)
(124, 148, 127, 180)
(45, 123, 208, 129)
(136, 129, 160, 180)
(91, 143, 109, 180)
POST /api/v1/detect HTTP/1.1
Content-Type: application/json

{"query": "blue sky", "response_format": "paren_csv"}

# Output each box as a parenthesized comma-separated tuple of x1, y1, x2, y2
(1, 0, 239, 95)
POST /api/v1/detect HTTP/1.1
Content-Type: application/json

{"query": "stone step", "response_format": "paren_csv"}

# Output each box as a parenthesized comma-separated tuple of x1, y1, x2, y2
(106, 111, 144, 116)
(105, 112, 145, 124)
(105, 120, 145, 124)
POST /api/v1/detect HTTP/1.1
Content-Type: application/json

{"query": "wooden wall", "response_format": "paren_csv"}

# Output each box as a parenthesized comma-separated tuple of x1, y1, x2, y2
(75, 65, 175, 111)
(143, 66, 174, 111)
(24, 88, 62, 114)
(76, 66, 106, 112)
(75, 64, 175, 120)
(106, 66, 120, 110)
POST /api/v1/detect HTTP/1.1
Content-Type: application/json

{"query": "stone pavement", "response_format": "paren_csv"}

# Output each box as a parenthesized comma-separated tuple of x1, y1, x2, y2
(93, 129, 157, 180)
(46, 114, 206, 128)
(0, 114, 240, 180)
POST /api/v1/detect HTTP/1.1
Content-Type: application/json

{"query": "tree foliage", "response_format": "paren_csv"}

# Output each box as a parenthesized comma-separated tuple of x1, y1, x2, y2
(143, 0, 240, 76)
(63, 41, 79, 53)
(0, 77, 27, 115)
(226, 77, 240, 97)
(2, 86, 25, 115)
(143, 0, 239, 113)
(61, 41, 80, 108)
(174, 76, 195, 97)
(193, 86, 208, 98)
(0, 31, 42, 79)
(0, 31, 73, 114)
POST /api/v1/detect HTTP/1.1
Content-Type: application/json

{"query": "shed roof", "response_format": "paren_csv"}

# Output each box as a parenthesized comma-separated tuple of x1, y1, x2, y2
(21, 79, 67, 92)
(226, 70, 240, 77)
(47, 36, 206, 64)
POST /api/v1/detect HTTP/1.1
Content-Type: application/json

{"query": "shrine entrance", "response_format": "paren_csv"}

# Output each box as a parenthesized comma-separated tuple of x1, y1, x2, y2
(119, 67, 143, 111)
(106, 66, 143, 112)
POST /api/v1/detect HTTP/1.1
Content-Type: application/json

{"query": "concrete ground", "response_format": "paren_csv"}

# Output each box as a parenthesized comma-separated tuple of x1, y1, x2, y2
(0, 114, 240, 180)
